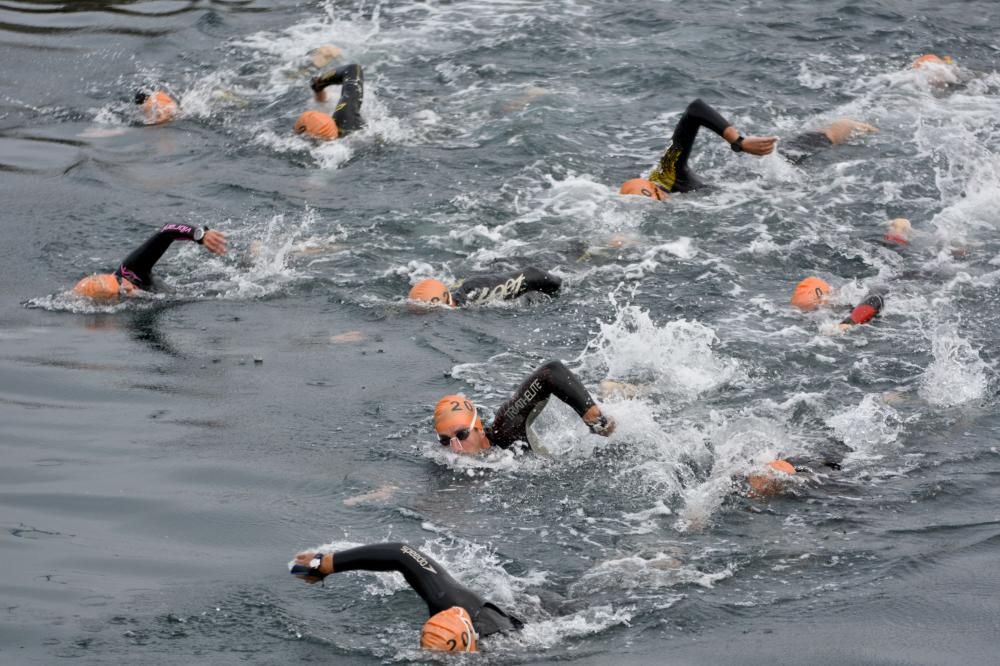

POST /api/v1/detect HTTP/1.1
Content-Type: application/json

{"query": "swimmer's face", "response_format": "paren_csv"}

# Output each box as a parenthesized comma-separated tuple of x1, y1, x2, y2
(437, 423, 490, 455)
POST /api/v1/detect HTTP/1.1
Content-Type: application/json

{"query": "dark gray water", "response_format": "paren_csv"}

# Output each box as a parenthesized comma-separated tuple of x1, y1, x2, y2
(2, 0, 1000, 663)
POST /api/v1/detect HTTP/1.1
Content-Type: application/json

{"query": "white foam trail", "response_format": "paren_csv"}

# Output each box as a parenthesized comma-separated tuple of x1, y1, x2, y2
(919, 324, 989, 407)
(825, 394, 903, 457)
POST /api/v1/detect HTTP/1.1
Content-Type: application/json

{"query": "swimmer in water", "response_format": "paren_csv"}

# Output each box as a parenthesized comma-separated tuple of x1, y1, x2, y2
(434, 360, 614, 455)
(790, 277, 884, 332)
(619, 99, 877, 199)
(72, 224, 226, 299)
(294, 63, 364, 140)
(620, 98, 777, 199)
(133, 89, 179, 125)
(408, 267, 562, 306)
(881, 218, 912, 248)
(290, 542, 522, 653)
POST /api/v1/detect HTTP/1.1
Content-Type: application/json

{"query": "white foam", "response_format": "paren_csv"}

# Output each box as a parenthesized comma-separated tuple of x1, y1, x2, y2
(919, 324, 989, 407)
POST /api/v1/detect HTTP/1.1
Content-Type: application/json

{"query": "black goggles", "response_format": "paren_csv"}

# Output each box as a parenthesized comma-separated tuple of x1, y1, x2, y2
(438, 428, 472, 446)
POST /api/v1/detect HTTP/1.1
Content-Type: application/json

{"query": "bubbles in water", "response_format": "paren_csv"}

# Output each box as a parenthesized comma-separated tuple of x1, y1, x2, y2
(919, 324, 989, 407)
(825, 393, 902, 455)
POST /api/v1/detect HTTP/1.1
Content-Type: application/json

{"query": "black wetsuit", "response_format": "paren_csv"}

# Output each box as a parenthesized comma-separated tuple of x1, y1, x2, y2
(332, 543, 522, 638)
(311, 64, 364, 135)
(780, 131, 834, 165)
(452, 268, 562, 306)
(648, 98, 732, 193)
(486, 360, 597, 450)
(115, 223, 204, 290)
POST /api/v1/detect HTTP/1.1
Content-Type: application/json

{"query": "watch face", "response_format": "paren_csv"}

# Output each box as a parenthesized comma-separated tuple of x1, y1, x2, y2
(193, 227, 205, 242)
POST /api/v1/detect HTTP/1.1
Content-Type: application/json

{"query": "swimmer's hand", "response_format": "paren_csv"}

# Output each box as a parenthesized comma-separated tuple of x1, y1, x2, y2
(583, 406, 616, 437)
(740, 136, 778, 156)
(310, 77, 329, 103)
(290, 551, 334, 584)
(202, 230, 227, 256)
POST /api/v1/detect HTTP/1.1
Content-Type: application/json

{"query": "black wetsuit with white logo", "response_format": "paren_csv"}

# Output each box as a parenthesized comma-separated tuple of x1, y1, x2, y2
(332, 543, 522, 638)
(486, 360, 597, 450)
(311, 63, 364, 135)
(114, 223, 204, 290)
(452, 267, 562, 306)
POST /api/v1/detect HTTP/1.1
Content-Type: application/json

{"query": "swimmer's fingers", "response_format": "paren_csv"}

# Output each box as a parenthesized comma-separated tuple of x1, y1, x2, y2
(203, 230, 227, 256)
(291, 551, 333, 583)
(741, 135, 778, 156)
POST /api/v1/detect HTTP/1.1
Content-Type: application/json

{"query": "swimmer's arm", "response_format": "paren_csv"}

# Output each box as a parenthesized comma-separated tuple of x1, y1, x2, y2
(293, 543, 448, 603)
(311, 63, 363, 101)
(117, 224, 225, 286)
(495, 361, 615, 437)
(685, 99, 776, 155)
(519, 267, 562, 296)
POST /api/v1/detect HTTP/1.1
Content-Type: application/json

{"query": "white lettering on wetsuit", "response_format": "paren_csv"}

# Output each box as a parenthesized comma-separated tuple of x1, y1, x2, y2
(506, 378, 543, 417)
(462, 273, 526, 305)
(401, 545, 437, 574)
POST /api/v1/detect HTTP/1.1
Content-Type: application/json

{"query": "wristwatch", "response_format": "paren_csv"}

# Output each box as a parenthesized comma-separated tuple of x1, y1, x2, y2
(731, 136, 745, 153)
(193, 227, 206, 243)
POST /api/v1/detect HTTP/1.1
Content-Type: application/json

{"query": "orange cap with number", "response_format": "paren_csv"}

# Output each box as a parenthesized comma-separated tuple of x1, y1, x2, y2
(434, 395, 482, 434)
(420, 607, 477, 653)
(294, 110, 339, 140)
(620, 178, 667, 201)
(791, 277, 831, 311)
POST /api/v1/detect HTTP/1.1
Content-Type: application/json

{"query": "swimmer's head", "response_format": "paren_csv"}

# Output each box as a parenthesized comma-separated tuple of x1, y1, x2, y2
(293, 110, 339, 140)
(420, 606, 477, 653)
(912, 53, 954, 69)
(310, 44, 343, 69)
(408, 279, 453, 306)
(619, 178, 667, 201)
(884, 218, 912, 246)
(135, 90, 178, 125)
(434, 395, 488, 454)
(72, 273, 133, 300)
(747, 459, 796, 498)
(790, 277, 831, 311)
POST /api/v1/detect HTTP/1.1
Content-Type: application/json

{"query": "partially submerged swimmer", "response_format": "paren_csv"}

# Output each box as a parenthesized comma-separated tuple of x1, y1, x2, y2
(134, 90, 178, 125)
(293, 63, 364, 140)
(73, 224, 226, 299)
(434, 360, 614, 454)
(291, 542, 522, 653)
(780, 118, 879, 165)
(790, 277, 884, 332)
(882, 217, 912, 247)
(620, 98, 777, 200)
(408, 267, 562, 307)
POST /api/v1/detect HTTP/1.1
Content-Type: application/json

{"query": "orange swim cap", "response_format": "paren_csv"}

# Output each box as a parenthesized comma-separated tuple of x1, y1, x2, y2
(747, 459, 796, 498)
(141, 91, 178, 125)
(73, 273, 120, 300)
(790, 277, 831, 311)
(912, 54, 945, 69)
(408, 279, 452, 305)
(619, 178, 667, 201)
(420, 607, 477, 653)
(433, 395, 482, 434)
(294, 110, 339, 140)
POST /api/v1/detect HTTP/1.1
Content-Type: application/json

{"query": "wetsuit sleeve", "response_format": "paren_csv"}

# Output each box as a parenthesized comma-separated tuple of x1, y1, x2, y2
(312, 64, 364, 134)
(487, 360, 596, 449)
(648, 99, 732, 193)
(452, 267, 562, 306)
(115, 223, 202, 289)
(841, 295, 884, 326)
(332, 543, 521, 636)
